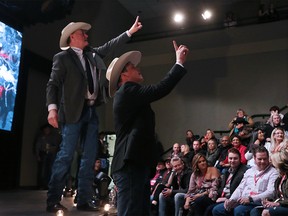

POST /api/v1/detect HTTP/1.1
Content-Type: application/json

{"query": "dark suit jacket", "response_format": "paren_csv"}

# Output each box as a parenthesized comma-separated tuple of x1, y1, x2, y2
(111, 64, 187, 174)
(46, 32, 130, 123)
(217, 163, 248, 198)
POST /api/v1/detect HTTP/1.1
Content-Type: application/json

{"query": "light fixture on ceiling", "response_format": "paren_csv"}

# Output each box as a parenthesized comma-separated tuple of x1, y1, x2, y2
(201, 9, 212, 20)
(173, 12, 185, 23)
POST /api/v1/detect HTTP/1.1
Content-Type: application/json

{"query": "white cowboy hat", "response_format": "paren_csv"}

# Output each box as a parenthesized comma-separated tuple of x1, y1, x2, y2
(59, 22, 91, 50)
(106, 51, 141, 97)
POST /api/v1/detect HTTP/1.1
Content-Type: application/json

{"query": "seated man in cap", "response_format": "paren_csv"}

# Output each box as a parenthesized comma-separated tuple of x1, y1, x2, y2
(106, 41, 189, 216)
(46, 17, 142, 213)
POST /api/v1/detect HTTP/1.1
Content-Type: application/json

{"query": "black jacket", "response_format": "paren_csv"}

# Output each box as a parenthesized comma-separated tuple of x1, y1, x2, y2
(111, 64, 187, 174)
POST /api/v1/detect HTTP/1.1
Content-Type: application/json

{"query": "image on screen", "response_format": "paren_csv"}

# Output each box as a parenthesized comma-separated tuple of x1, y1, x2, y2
(0, 21, 22, 131)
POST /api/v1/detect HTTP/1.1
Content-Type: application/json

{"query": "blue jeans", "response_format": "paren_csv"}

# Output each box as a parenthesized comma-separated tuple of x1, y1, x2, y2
(158, 192, 185, 216)
(212, 202, 260, 216)
(47, 106, 99, 206)
(250, 206, 288, 216)
(112, 163, 151, 216)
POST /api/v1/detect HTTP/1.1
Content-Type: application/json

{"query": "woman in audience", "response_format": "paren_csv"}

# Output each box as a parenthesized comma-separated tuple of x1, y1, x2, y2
(206, 138, 221, 166)
(183, 153, 220, 216)
(245, 128, 266, 167)
(186, 129, 199, 148)
(250, 150, 288, 216)
(265, 127, 288, 156)
(264, 113, 288, 140)
(228, 108, 254, 130)
(181, 144, 193, 168)
(221, 135, 247, 167)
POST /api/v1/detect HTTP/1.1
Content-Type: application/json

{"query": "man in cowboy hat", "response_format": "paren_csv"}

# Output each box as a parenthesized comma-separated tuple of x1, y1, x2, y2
(106, 41, 189, 215)
(46, 17, 142, 213)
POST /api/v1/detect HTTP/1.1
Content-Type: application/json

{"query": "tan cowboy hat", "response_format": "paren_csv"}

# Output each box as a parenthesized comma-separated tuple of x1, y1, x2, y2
(106, 51, 141, 97)
(59, 22, 91, 50)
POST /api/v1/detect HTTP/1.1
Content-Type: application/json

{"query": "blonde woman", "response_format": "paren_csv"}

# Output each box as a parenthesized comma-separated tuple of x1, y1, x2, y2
(265, 127, 288, 156)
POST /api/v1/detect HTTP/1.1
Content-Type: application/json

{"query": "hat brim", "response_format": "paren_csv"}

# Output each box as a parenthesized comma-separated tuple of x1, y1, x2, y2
(59, 22, 91, 50)
(106, 51, 141, 97)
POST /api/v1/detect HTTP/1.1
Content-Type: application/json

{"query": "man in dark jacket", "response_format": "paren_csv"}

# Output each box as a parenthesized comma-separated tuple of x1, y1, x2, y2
(208, 147, 248, 215)
(106, 41, 189, 216)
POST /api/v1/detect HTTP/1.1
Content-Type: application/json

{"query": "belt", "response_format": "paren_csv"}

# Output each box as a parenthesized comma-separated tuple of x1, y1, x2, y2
(85, 99, 96, 106)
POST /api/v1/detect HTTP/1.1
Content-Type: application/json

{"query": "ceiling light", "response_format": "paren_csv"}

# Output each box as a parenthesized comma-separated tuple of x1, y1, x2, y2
(202, 10, 212, 20)
(173, 12, 184, 23)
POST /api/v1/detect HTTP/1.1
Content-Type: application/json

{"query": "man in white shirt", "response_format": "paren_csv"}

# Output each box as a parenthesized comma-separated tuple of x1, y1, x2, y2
(212, 146, 279, 216)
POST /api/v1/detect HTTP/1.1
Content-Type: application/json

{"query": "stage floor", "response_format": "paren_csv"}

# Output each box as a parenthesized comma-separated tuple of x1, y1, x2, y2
(0, 189, 116, 215)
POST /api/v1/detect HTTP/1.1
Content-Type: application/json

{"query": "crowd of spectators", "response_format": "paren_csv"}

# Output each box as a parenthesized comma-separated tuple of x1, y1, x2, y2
(150, 106, 288, 216)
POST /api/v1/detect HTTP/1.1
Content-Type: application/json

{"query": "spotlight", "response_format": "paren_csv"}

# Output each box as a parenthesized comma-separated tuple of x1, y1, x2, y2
(173, 12, 184, 23)
(202, 10, 212, 20)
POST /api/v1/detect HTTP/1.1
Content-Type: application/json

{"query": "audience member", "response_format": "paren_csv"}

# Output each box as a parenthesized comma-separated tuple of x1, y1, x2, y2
(207, 148, 248, 215)
(228, 108, 254, 130)
(150, 160, 166, 189)
(93, 159, 112, 205)
(250, 150, 288, 216)
(245, 128, 266, 167)
(216, 135, 232, 173)
(158, 157, 192, 216)
(265, 127, 288, 156)
(267, 106, 284, 123)
(184, 153, 220, 216)
(171, 142, 181, 158)
(186, 129, 199, 148)
(229, 117, 253, 146)
(151, 157, 174, 207)
(206, 138, 221, 166)
(264, 113, 288, 140)
(191, 140, 207, 159)
(221, 135, 247, 166)
(212, 146, 279, 216)
(35, 124, 61, 189)
(181, 144, 193, 168)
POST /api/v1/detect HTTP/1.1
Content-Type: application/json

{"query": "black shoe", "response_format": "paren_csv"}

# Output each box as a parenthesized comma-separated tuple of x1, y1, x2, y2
(77, 200, 100, 211)
(46, 203, 67, 213)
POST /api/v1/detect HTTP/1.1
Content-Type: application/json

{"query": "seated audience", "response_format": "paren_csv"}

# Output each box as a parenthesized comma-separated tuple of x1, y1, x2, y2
(206, 138, 221, 166)
(150, 160, 166, 189)
(184, 153, 220, 216)
(229, 117, 253, 146)
(266, 106, 284, 124)
(250, 149, 288, 216)
(151, 158, 174, 213)
(158, 156, 192, 216)
(245, 128, 266, 167)
(186, 129, 200, 148)
(221, 135, 247, 167)
(207, 148, 248, 215)
(171, 142, 181, 158)
(216, 135, 232, 173)
(264, 113, 288, 141)
(265, 127, 288, 156)
(212, 146, 279, 216)
(228, 108, 254, 130)
(181, 144, 193, 168)
(93, 159, 112, 204)
(191, 140, 207, 159)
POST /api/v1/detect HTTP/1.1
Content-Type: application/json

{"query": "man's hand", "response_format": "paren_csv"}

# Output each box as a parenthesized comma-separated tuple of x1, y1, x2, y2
(173, 40, 189, 65)
(48, 109, 59, 128)
(128, 16, 142, 35)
